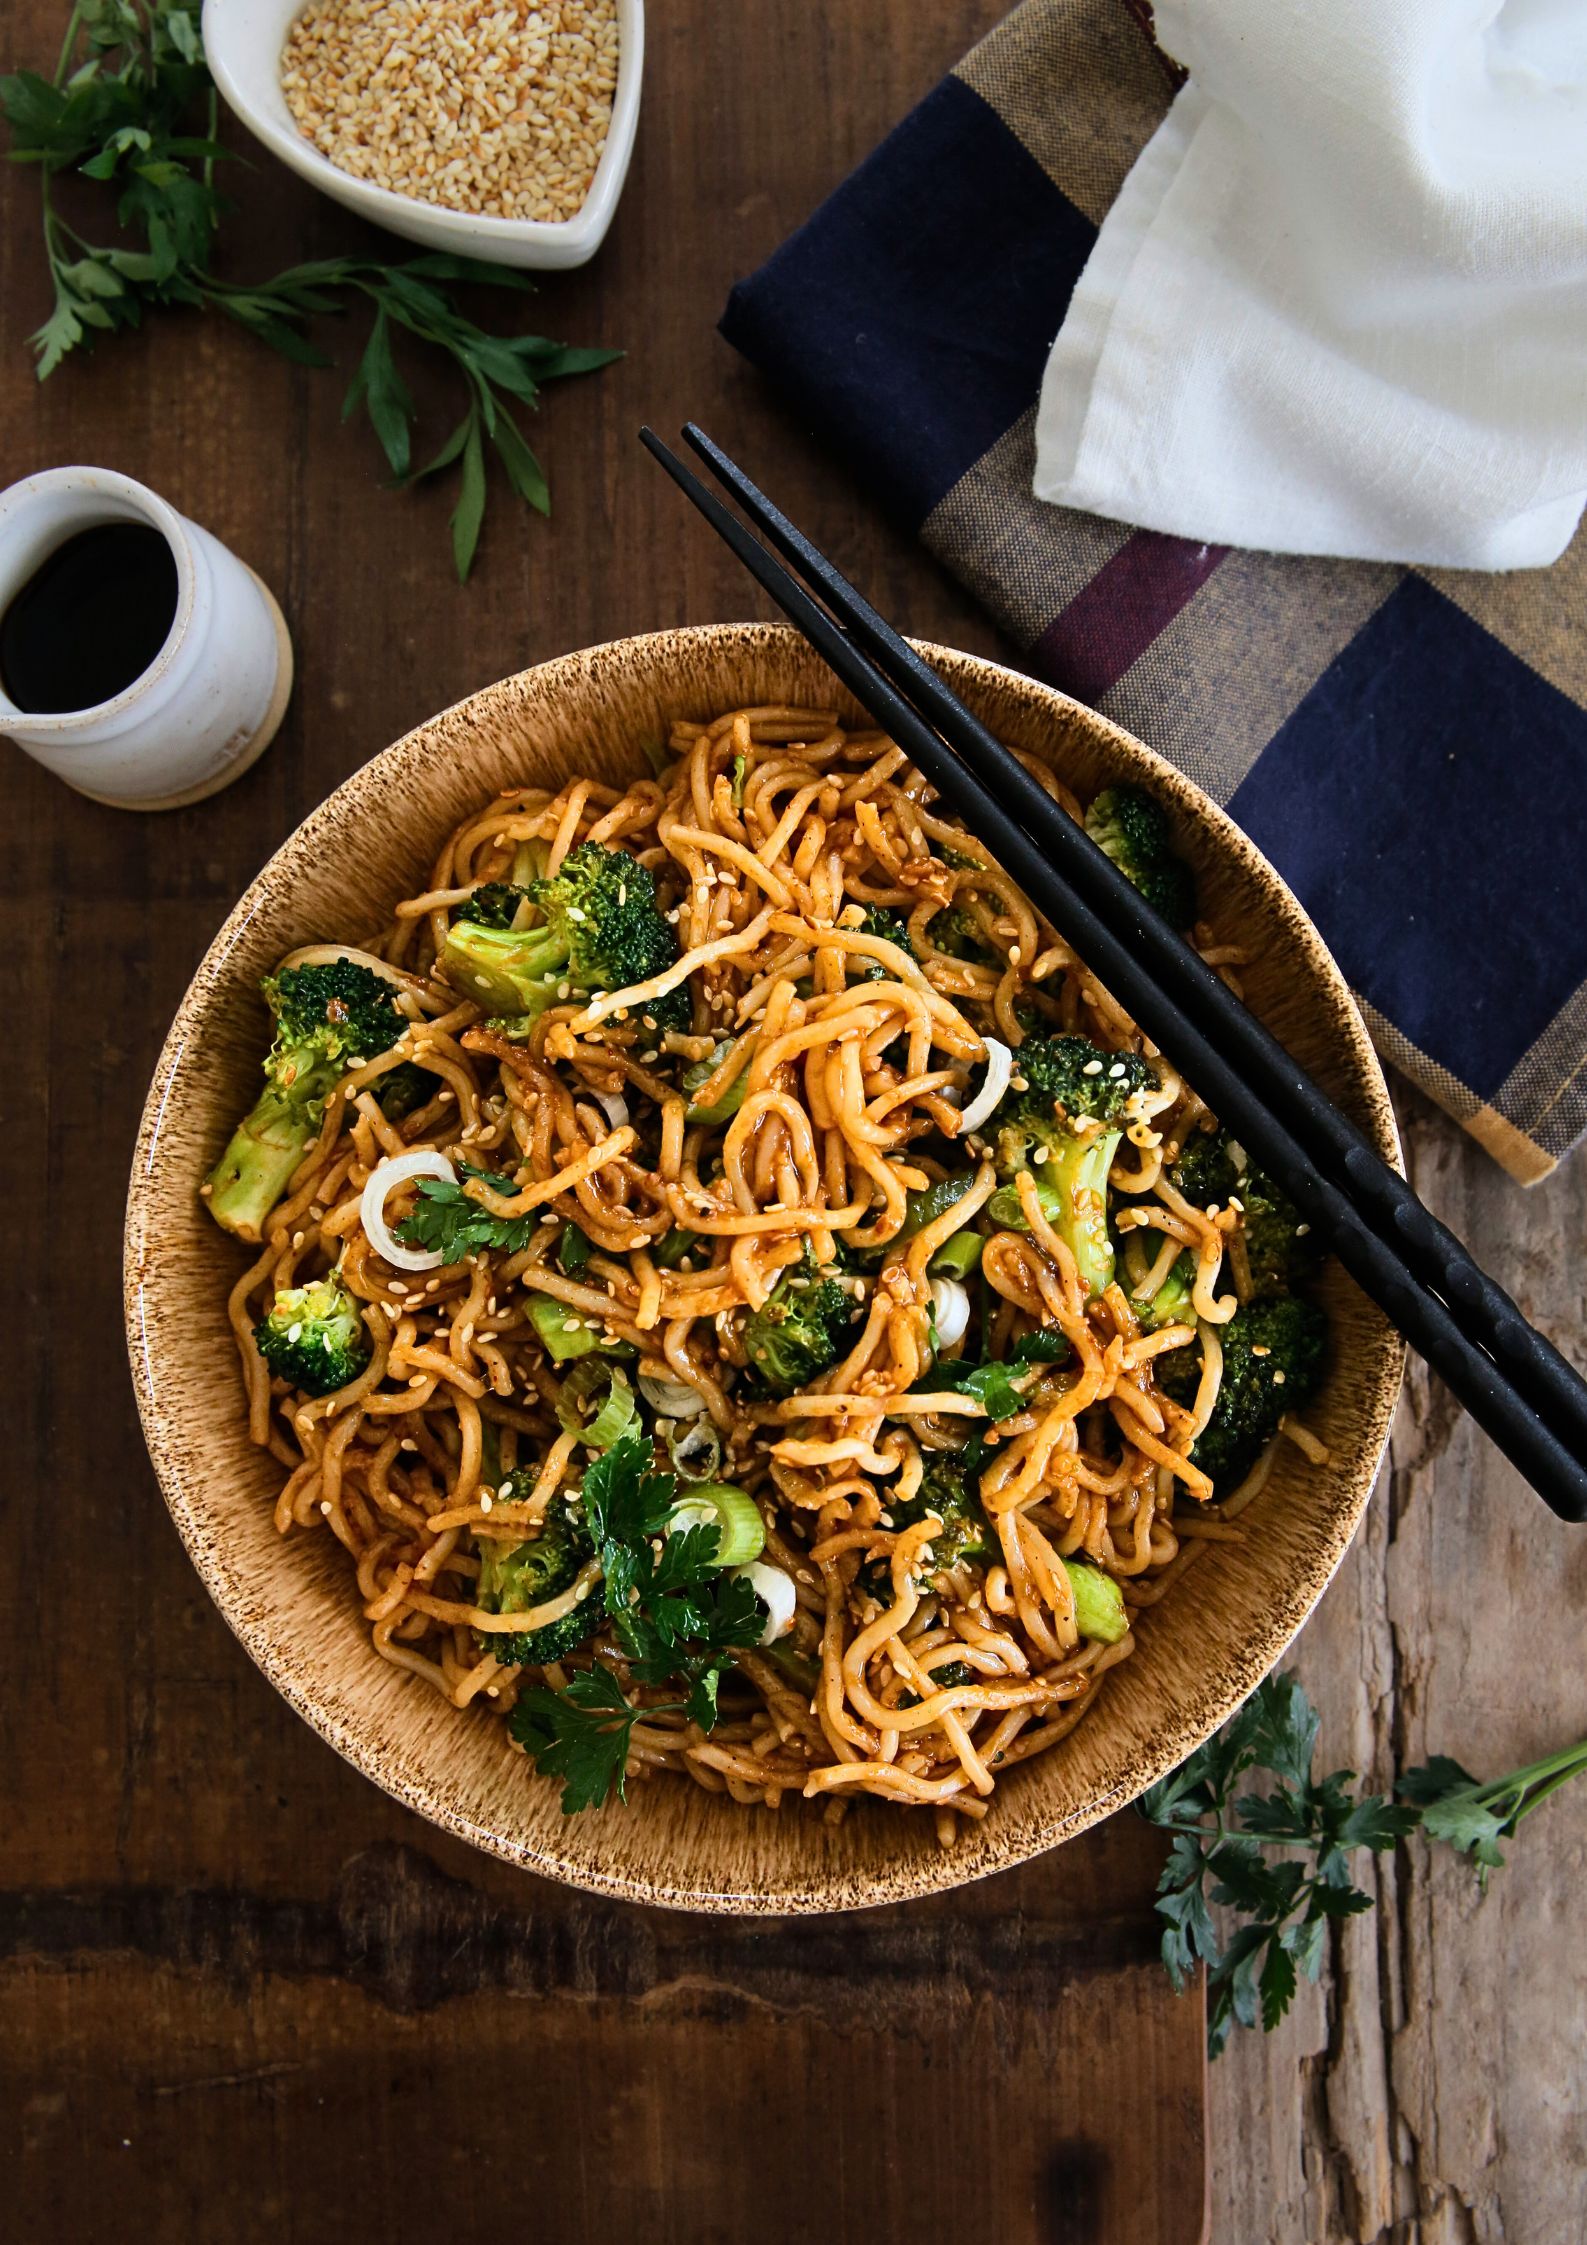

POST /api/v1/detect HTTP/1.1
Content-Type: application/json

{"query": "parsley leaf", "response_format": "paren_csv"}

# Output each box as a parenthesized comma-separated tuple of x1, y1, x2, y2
(1397, 1740, 1587, 1885)
(511, 1433, 771, 1814)
(0, 6, 619, 576)
(1140, 1673, 1416, 2056)
(1141, 1672, 1587, 2054)
(393, 1161, 537, 1259)
(925, 1327, 1069, 1421)
(508, 1664, 679, 1815)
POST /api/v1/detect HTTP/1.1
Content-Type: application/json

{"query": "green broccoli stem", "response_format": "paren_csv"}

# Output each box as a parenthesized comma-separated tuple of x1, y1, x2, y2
(1133, 1250, 1197, 1330)
(989, 1130, 1121, 1296)
(204, 1084, 314, 1241)
(443, 920, 571, 1015)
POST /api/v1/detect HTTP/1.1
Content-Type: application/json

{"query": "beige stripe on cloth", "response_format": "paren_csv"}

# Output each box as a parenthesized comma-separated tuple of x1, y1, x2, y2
(921, 410, 1132, 644)
(1096, 548, 1403, 805)
(954, 0, 1170, 224)
(1356, 1002, 1556, 1184)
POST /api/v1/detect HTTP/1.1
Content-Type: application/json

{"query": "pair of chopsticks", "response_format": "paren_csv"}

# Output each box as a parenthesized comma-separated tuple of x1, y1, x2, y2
(640, 422, 1587, 1524)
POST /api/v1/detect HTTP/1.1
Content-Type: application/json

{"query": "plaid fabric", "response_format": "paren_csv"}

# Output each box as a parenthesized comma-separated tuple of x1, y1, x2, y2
(720, 0, 1587, 1184)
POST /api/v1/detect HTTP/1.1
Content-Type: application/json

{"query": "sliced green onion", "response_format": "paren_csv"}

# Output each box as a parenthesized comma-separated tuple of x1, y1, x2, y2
(898, 1174, 977, 1239)
(1064, 1560, 1128, 1644)
(640, 739, 673, 780)
(730, 751, 748, 807)
(895, 1174, 985, 1274)
(684, 1035, 756, 1123)
(557, 1221, 593, 1277)
(929, 1230, 983, 1278)
(649, 1227, 699, 1270)
(528, 1294, 605, 1364)
(509, 837, 551, 886)
(665, 1415, 724, 1482)
(987, 1174, 1065, 1232)
(764, 1642, 819, 1695)
(669, 1481, 765, 1567)
(555, 1358, 637, 1450)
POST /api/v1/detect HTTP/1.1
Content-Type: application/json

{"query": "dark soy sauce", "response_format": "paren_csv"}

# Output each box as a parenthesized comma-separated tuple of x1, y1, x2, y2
(0, 521, 179, 714)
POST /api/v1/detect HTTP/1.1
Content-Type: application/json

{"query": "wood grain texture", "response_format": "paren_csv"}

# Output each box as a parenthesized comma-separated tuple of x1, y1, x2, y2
(3, 2, 1209, 2239)
(2, 2, 1582, 2239)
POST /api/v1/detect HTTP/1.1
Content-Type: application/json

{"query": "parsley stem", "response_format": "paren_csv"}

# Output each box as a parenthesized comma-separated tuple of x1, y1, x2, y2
(1476, 1738, 1587, 1824)
(52, 0, 86, 87)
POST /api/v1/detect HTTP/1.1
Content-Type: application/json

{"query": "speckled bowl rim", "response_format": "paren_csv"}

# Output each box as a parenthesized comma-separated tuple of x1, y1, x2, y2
(125, 623, 1404, 1914)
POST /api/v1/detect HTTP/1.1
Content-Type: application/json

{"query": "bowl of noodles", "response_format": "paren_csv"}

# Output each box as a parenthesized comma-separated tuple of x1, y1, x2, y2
(126, 622, 1402, 1912)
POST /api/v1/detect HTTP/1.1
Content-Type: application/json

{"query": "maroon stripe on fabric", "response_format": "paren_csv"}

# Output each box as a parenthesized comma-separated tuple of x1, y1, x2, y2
(1032, 530, 1228, 703)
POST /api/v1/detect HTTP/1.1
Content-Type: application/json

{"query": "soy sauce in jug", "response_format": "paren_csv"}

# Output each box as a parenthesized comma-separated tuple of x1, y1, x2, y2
(0, 522, 179, 714)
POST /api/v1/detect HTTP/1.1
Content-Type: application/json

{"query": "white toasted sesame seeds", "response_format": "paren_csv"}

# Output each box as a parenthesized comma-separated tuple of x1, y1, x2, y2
(280, 0, 619, 224)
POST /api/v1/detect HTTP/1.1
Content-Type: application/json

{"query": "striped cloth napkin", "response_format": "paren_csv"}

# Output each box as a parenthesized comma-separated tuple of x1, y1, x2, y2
(720, 0, 1587, 1184)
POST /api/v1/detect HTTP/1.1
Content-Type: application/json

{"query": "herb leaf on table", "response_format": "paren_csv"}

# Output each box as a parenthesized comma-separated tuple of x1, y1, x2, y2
(0, 1, 621, 577)
(1140, 1672, 1587, 2056)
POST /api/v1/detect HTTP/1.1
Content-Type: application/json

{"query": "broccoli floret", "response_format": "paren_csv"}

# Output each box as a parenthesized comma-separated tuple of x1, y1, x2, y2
(204, 959, 404, 1241)
(896, 1449, 997, 1572)
(1131, 1249, 1197, 1331)
(926, 902, 994, 962)
(1133, 855, 1198, 928)
(851, 905, 915, 981)
(1085, 783, 1197, 927)
(1156, 1294, 1328, 1493)
(984, 1035, 1153, 1296)
(441, 842, 681, 1022)
(455, 881, 532, 930)
(1017, 1033, 1153, 1127)
(374, 1060, 437, 1121)
(476, 1504, 598, 1669)
(1171, 1128, 1318, 1298)
(743, 1265, 858, 1394)
(254, 1270, 370, 1396)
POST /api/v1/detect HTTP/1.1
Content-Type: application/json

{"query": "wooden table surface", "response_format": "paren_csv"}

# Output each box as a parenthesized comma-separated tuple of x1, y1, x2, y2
(4, 7, 1585, 2243)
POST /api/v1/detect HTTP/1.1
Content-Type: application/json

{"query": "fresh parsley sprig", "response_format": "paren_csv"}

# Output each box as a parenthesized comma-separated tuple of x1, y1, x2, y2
(0, 0, 620, 576)
(1140, 1672, 1587, 2056)
(509, 1432, 767, 1811)
(1396, 1739, 1587, 1884)
(1139, 1675, 1414, 2056)
(923, 1327, 1069, 1423)
(394, 1160, 539, 1260)
(509, 1664, 683, 1817)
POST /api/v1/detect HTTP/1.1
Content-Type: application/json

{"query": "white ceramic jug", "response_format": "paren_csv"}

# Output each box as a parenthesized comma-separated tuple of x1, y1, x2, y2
(0, 465, 292, 809)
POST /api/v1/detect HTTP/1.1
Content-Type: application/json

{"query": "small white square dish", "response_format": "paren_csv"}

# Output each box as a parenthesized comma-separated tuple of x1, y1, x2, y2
(202, 0, 643, 270)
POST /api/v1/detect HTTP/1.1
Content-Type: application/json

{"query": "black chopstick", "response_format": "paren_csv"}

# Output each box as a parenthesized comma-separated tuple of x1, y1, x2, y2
(639, 425, 1587, 1523)
(680, 421, 1587, 1479)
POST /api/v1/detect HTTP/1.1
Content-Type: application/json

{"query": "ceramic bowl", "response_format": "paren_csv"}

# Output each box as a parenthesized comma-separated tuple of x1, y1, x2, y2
(203, 0, 643, 270)
(125, 624, 1404, 1914)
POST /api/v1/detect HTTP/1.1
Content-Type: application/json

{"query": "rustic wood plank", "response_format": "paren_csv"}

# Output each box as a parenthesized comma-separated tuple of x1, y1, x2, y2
(1210, 1084, 1587, 2245)
(18, 0, 1582, 2234)
(0, 4, 1207, 2240)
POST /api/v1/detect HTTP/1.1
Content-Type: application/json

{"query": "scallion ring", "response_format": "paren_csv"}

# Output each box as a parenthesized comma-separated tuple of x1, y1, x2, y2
(554, 1358, 637, 1450)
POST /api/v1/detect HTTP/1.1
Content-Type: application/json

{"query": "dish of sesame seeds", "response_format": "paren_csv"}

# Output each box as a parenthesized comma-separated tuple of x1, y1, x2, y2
(280, 0, 620, 225)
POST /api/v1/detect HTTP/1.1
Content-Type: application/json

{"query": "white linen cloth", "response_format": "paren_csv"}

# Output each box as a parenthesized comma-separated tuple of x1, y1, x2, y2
(1032, 0, 1587, 571)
